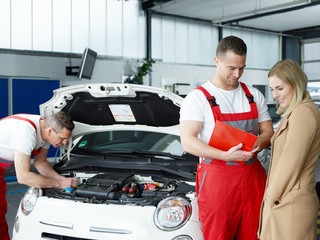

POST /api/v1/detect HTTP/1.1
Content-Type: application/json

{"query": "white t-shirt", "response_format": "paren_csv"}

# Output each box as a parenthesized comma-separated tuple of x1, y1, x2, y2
(0, 114, 50, 162)
(179, 81, 271, 143)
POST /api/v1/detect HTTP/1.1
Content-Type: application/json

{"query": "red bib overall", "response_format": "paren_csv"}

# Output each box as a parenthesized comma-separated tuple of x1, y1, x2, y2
(0, 115, 41, 240)
(196, 83, 267, 240)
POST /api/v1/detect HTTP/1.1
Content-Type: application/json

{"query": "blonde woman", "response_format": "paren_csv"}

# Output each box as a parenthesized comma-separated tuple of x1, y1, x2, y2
(258, 59, 320, 240)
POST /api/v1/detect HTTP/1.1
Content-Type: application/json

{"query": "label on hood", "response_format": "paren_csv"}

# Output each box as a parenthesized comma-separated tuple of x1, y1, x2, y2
(109, 104, 136, 122)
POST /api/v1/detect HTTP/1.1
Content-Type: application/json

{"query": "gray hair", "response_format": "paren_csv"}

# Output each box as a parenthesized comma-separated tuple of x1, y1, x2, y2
(43, 112, 74, 132)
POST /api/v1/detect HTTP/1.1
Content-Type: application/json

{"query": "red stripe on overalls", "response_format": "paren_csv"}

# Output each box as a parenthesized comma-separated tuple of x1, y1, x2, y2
(0, 115, 41, 169)
(195, 83, 266, 240)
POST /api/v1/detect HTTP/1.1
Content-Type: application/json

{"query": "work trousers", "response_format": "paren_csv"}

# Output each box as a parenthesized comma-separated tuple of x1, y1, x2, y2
(0, 168, 10, 240)
(196, 160, 266, 240)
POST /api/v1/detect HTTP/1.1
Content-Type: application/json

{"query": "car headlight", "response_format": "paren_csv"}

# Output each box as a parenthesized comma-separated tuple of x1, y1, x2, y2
(154, 196, 192, 231)
(21, 187, 42, 215)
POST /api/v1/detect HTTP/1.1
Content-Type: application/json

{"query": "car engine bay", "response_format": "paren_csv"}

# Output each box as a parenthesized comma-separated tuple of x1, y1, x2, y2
(43, 171, 196, 206)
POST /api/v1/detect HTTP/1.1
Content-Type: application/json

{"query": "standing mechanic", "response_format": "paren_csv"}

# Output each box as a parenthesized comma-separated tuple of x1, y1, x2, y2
(0, 112, 78, 240)
(179, 36, 274, 240)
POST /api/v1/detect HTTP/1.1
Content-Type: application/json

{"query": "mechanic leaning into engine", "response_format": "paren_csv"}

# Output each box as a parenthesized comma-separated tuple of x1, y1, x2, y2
(179, 36, 274, 240)
(0, 112, 78, 240)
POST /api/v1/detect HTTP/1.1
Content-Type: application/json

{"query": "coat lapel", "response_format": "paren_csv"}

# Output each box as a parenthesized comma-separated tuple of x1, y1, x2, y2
(270, 116, 289, 147)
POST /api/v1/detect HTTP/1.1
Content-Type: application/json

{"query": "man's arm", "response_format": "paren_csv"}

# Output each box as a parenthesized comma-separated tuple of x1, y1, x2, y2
(251, 120, 274, 153)
(180, 120, 254, 162)
(14, 150, 77, 190)
(32, 148, 64, 179)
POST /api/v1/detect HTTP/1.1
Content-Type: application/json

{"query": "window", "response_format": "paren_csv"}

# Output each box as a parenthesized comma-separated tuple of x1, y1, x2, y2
(0, 0, 145, 59)
(223, 28, 279, 69)
(152, 15, 218, 65)
(0, 0, 280, 69)
(302, 40, 320, 100)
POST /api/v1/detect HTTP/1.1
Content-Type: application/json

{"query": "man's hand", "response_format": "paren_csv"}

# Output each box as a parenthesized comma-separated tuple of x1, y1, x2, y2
(251, 120, 274, 154)
(251, 138, 263, 153)
(226, 143, 254, 162)
(58, 177, 78, 190)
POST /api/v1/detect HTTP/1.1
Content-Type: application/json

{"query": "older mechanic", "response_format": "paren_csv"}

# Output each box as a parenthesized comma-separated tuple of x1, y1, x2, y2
(0, 112, 78, 240)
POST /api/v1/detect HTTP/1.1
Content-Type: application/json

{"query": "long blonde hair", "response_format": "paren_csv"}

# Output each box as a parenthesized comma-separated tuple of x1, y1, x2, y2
(268, 59, 307, 117)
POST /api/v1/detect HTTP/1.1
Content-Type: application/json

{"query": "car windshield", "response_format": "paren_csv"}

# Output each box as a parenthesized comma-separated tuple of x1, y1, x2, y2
(73, 130, 184, 157)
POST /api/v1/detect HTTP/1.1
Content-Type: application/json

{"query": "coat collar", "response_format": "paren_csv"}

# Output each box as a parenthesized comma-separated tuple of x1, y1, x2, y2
(271, 91, 312, 143)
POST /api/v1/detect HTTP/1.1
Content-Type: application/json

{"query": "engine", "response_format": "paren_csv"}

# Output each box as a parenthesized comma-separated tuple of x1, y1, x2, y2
(43, 172, 195, 206)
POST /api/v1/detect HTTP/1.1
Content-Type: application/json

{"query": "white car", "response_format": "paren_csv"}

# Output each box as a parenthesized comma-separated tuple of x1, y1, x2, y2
(12, 84, 203, 240)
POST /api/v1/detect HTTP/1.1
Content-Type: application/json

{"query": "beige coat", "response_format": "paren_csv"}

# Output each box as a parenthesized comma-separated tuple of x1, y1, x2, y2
(258, 92, 320, 240)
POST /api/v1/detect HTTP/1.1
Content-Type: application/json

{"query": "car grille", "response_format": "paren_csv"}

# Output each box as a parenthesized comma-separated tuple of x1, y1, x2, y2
(42, 232, 96, 240)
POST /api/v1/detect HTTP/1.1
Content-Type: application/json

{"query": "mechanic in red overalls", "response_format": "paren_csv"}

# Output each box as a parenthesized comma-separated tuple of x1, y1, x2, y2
(180, 36, 274, 240)
(0, 112, 78, 239)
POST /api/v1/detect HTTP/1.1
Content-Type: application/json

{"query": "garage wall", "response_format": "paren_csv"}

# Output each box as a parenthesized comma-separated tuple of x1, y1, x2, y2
(0, 52, 272, 101)
(149, 62, 271, 100)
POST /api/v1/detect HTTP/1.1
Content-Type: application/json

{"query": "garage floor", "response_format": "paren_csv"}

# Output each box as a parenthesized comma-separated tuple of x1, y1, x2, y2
(4, 161, 320, 239)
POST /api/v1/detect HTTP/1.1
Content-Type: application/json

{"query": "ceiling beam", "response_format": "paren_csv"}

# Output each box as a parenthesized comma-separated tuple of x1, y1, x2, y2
(217, 0, 320, 25)
(141, 0, 173, 11)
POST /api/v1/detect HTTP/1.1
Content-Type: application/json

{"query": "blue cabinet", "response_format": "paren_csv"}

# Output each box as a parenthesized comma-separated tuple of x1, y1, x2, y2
(0, 78, 9, 119)
(12, 79, 59, 114)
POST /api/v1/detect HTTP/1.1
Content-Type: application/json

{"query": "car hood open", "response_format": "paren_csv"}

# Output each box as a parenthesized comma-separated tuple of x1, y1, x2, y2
(40, 83, 183, 134)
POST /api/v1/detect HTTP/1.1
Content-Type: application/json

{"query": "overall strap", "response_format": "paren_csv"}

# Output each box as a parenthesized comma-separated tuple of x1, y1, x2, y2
(240, 82, 254, 104)
(196, 86, 218, 107)
(240, 82, 258, 118)
(1, 115, 37, 133)
(196, 86, 222, 122)
(196, 83, 259, 122)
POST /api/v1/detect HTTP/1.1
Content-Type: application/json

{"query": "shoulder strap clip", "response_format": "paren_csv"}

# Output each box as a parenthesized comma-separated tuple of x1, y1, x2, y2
(246, 94, 254, 104)
(207, 96, 218, 107)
